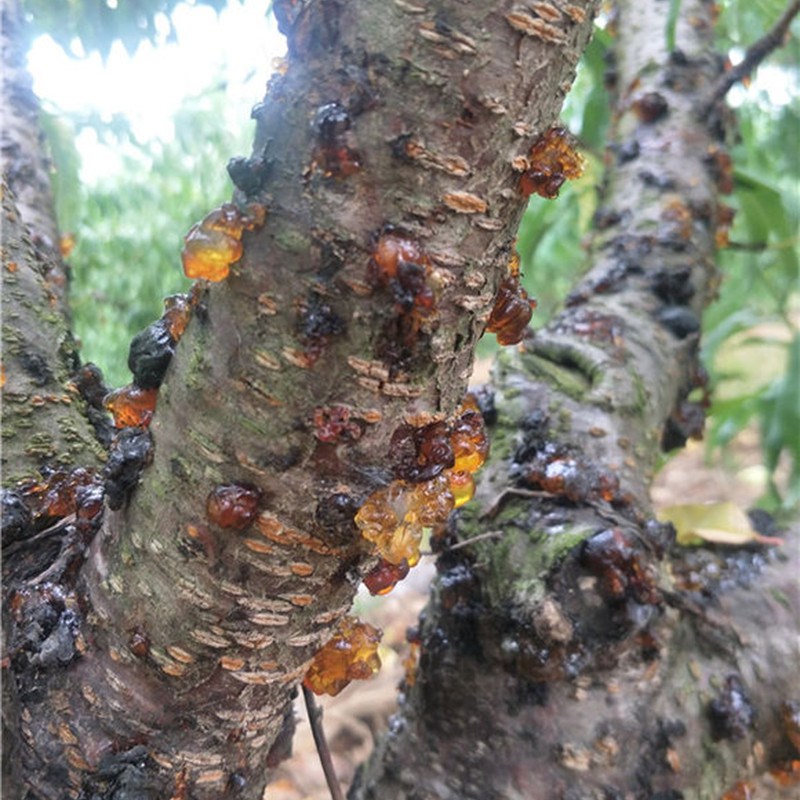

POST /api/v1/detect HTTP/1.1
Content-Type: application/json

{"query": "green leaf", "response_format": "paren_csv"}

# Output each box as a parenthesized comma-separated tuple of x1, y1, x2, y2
(759, 336, 800, 488)
(562, 31, 611, 150)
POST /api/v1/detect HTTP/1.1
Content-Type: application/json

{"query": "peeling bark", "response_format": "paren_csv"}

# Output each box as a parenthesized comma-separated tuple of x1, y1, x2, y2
(352, 0, 800, 798)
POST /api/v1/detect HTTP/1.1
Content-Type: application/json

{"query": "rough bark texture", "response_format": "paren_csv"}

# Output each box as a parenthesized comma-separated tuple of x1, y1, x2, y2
(352, 1, 800, 798)
(1, 184, 106, 484)
(2, 2, 599, 799)
(1, 0, 103, 487)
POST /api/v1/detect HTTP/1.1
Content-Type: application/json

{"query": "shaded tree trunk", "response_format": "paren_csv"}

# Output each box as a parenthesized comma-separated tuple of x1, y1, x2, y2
(352, 0, 800, 798)
(2, 1, 600, 798)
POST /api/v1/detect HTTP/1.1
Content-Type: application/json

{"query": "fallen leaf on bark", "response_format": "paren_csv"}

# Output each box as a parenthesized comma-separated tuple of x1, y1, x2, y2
(659, 502, 784, 547)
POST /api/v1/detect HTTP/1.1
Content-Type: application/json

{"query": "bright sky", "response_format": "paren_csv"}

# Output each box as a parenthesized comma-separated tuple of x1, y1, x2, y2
(24, 2, 794, 184)
(27, 0, 285, 182)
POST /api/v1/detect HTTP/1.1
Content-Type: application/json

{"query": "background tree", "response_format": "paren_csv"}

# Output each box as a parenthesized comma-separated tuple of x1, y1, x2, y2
(2, 1, 798, 800)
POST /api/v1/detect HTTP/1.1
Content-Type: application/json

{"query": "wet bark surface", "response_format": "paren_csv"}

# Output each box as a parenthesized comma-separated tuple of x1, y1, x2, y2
(351, 1, 800, 798)
(2, 1, 600, 798)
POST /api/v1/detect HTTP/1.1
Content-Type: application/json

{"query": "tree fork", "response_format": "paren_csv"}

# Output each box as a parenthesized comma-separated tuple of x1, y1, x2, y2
(2, 2, 599, 798)
(352, 0, 800, 797)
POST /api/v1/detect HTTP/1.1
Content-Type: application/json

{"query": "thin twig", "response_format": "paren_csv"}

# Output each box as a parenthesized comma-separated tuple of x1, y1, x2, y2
(701, 0, 800, 115)
(419, 528, 506, 557)
(480, 487, 557, 519)
(445, 529, 505, 552)
(302, 685, 346, 800)
(726, 240, 767, 252)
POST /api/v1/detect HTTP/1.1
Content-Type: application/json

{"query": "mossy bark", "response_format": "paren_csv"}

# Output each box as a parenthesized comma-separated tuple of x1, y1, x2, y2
(352, 1, 800, 798)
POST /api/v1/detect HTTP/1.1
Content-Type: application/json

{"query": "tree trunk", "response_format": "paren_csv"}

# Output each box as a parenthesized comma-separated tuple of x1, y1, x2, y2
(352, 0, 800, 798)
(2, 1, 600, 798)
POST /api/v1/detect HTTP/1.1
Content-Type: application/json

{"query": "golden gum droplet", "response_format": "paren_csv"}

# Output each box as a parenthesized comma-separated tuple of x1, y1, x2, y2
(453, 452, 484, 473)
(206, 483, 262, 530)
(519, 126, 584, 199)
(303, 616, 382, 696)
(356, 481, 434, 566)
(163, 294, 192, 340)
(449, 470, 475, 507)
(181, 203, 265, 282)
(104, 385, 158, 428)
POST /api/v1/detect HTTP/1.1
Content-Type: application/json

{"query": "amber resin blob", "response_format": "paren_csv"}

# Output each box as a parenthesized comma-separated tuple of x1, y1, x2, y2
(367, 229, 436, 317)
(357, 403, 489, 594)
(303, 616, 382, 696)
(206, 483, 263, 530)
(486, 250, 537, 346)
(519, 126, 584, 199)
(181, 202, 266, 282)
(104, 386, 158, 428)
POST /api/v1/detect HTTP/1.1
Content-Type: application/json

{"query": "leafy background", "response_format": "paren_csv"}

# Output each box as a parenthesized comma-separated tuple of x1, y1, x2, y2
(25, 0, 800, 511)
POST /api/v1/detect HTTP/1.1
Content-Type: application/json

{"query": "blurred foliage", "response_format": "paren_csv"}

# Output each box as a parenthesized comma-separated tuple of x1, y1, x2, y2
(48, 86, 255, 387)
(715, 0, 800, 66)
(701, 0, 800, 509)
(20, 0, 227, 58)
(36, 3, 799, 507)
(508, 10, 799, 510)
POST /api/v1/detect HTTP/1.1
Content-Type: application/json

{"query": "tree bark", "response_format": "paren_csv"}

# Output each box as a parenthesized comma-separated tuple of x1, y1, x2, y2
(1, 0, 103, 486)
(352, 0, 800, 798)
(2, 2, 599, 798)
(1, 0, 71, 314)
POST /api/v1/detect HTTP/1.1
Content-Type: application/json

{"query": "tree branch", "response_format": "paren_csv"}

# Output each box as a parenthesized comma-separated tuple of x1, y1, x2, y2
(1, 0, 70, 308)
(1, 184, 105, 484)
(3, 2, 600, 798)
(303, 686, 346, 800)
(700, 0, 800, 115)
(351, 0, 800, 796)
